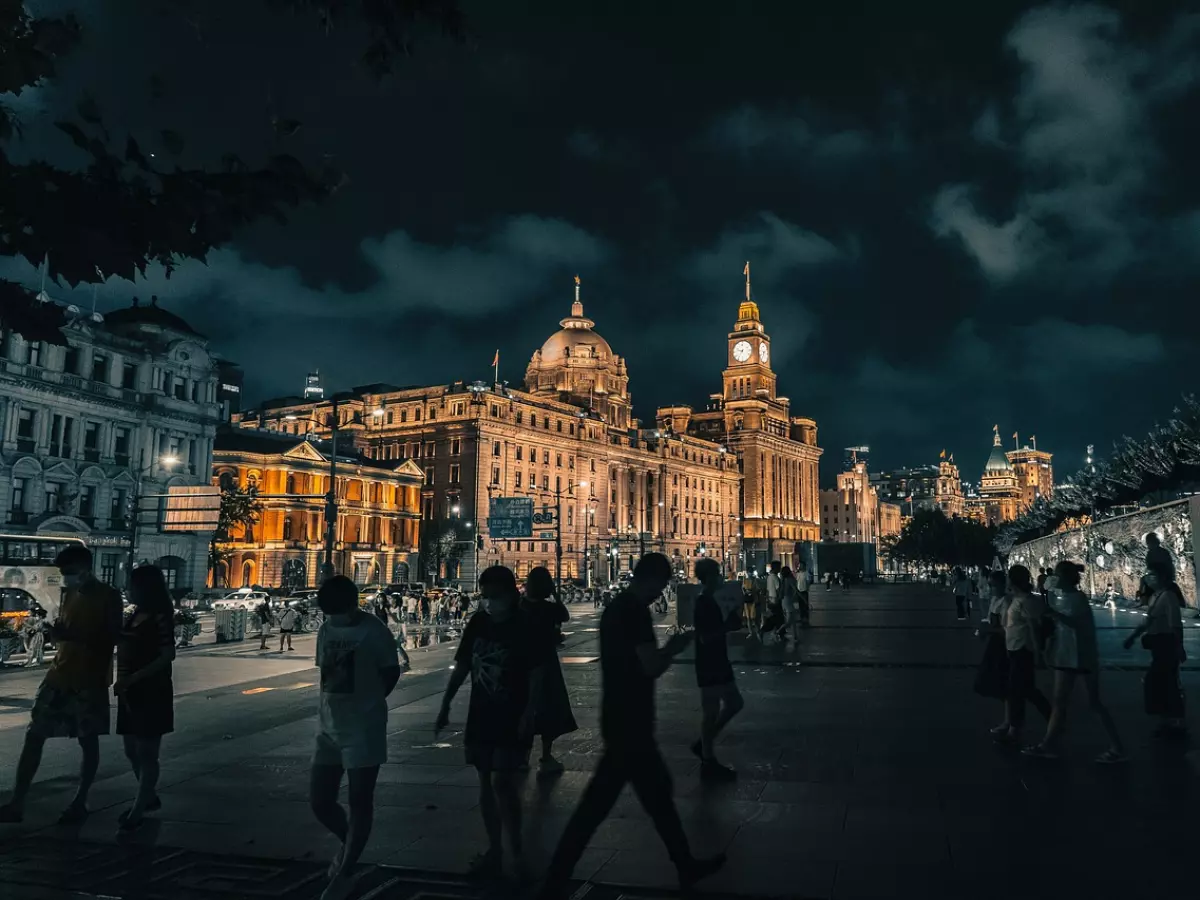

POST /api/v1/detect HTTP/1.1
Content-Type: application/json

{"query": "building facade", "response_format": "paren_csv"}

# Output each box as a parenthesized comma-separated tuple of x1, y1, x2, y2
(977, 429, 1022, 525)
(871, 464, 940, 516)
(239, 288, 746, 584)
(211, 429, 421, 590)
(1007, 443, 1054, 512)
(878, 501, 903, 541)
(1, 295, 224, 590)
(682, 292, 823, 572)
(936, 456, 965, 518)
(820, 462, 878, 544)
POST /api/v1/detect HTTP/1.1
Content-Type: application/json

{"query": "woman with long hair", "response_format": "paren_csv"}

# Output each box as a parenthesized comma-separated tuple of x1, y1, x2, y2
(995, 565, 1051, 746)
(522, 567, 578, 775)
(114, 565, 176, 828)
(1024, 561, 1126, 762)
(1124, 562, 1187, 739)
(777, 566, 800, 644)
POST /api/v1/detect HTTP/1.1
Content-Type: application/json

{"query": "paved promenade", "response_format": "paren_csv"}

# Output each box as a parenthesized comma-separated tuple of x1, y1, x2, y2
(1, 583, 1197, 899)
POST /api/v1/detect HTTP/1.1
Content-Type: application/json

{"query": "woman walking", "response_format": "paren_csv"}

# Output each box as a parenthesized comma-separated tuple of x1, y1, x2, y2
(22, 610, 46, 667)
(1123, 562, 1187, 739)
(522, 567, 578, 776)
(776, 566, 800, 644)
(995, 565, 1051, 746)
(976, 571, 1011, 734)
(1023, 561, 1126, 762)
(114, 565, 176, 828)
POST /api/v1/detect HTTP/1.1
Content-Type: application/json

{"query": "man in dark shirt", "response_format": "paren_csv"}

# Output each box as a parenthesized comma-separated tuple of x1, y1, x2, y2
(690, 558, 744, 782)
(538, 553, 725, 899)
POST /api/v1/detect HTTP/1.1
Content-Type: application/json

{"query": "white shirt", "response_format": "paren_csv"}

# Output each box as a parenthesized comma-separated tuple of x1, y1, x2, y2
(766, 573, 781, 601)
(1146, 589, 1183, 635)
(1005, 591, 1046, 653)
(279, 608, 298, 630)
(315, 613, 400, 750)
(795, 571, 809, 592)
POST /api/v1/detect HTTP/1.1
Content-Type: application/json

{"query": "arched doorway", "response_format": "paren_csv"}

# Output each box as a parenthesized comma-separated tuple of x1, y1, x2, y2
(392, 561, 410, 583)
(241, 558, 256, 588)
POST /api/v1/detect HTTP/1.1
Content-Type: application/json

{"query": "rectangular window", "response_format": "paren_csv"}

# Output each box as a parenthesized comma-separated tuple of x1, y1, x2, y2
(16, 408, 35, 449)
(514, 472, 523, 488)
(543, 417, 550, 429)
(27, 342, 42, 367)
(11, 477, 27, 511)
(114, 427, 131, 466)
(45, 481, 61, 512)
(79, 485, 95, 518)
(450, 439, 461, 456)
(556, 476, 562, 492)
(452, 401, 465, 416)
(492, 440, 501, 457)
(174, 378, 187, 401)
(91, 353, 108, 383)
(83, 422, 100, 457)
(490, 403, 500, 417)
(449, 464, 461, 484)
(421, 496, 434, 520)
(491, 466, 501, 485)
(516, 411, 524, 425)
(424, 466, 434, 486)
(99, 553, 117, 585)
(556, 453, 562, 467)
(542, 474, 550, 490)
(515, 446, 523, 461)
(122, 362, 137, 389)
(111, 488, 128, 524)
(424, 441, 436, 458)
(400, 410, 407, 423)
(556, 420, 563, 433)
(542, 449, 550, 464)
(63, 346, 80, 374)
(387, 410, 394, 424)
(567, 508, 574, 527)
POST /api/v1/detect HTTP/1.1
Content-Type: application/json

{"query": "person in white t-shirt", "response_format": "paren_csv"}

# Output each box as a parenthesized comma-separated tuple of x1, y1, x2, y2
(795, 567, 811, 627)
(310, 577, 402, 900)
(278, 605, 298, 653)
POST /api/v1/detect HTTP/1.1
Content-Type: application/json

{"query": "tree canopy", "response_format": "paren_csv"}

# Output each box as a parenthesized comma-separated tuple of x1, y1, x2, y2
(995, 395, 1200, 553)
(882, 508, 997, 569)
(0, 1, 464, 342)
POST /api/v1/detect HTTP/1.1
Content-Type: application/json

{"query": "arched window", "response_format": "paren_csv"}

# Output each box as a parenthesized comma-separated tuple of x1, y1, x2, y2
(218, 471, 236, 492)
(286, 473, 296, 494)
(241, 559, 255, 587)
(282, 517, 293, 541)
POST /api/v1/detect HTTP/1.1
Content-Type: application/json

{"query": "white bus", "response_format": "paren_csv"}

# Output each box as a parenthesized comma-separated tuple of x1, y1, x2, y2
(0, 534, 87, 624)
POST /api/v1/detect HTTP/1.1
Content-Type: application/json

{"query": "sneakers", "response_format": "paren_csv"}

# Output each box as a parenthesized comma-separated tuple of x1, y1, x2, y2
(537, 756, 565, 776)
(988, 723, 1011, 736)
(1021, 743, 1060, 760)
(680, 853, 727, 889)
(1095, 748, 1129, 765)
(700, 760, 737, 783)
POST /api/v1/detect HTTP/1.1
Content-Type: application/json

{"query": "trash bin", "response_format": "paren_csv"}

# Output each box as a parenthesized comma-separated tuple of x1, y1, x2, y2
(215, 609, 246, 643)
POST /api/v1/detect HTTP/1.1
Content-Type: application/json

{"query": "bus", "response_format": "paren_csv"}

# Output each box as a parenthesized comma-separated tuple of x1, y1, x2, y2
(0, 534, 87, 624)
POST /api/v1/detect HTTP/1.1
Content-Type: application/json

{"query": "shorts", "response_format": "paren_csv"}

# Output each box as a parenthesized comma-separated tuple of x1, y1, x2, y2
(29, 682, 111, 739)
(280, 629, 294, 634)
(700, 681, 741, 706)
(312, 731, 386, 769)
(465, 743, 526, 772)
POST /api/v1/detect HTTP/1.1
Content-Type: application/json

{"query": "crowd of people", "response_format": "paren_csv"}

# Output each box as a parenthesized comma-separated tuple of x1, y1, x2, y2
(0, 537, 1191, 899)
(970, 534, 1189, 763)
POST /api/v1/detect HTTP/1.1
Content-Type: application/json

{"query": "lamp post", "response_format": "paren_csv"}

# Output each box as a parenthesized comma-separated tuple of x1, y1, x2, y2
(127, 450, 180, 588)
(1086, 444, 1097, 598)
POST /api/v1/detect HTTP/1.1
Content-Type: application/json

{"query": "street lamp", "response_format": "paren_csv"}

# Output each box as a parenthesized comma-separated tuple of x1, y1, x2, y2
(127, 451, 180, 588)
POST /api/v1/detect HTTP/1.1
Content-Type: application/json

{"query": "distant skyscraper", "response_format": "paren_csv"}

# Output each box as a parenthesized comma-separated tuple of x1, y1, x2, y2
(303, 371, 324, 401)
(843, 445, 870, 472)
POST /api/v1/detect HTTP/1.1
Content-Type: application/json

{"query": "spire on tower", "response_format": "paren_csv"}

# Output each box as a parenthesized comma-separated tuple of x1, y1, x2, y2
(743, 260, 751, 302)
(572, 274, 583, 317)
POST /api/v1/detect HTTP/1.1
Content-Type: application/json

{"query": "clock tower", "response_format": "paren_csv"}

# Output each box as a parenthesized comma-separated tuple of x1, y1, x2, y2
(723, 263, 776, 402)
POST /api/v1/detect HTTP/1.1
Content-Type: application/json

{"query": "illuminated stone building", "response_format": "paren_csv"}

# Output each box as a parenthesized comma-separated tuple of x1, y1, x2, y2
(682, 273, 822, 572)
(871, 465, 939, 516)
(977, 428, 1022, 525)
(1007, 441, 1054, 512)
(239, 282, 742, 584)
(1, 294, 224, 591)
(936, 454, 965, 518)
(820, 462, 877, 544)
(211, 429, 421, 589)
(878, 501, 903, 540)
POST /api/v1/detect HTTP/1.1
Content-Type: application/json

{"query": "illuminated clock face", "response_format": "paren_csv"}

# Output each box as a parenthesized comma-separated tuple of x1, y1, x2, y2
(733, 340, 752, 362)
(759, 343, 769, 364)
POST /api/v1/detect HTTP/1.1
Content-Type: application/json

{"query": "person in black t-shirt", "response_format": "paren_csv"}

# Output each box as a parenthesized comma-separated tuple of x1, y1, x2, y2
(436, 566, 540, 882)
(521, 567, 577, 776)
(690, 558, 744, 782)
(537, 553, 725, 900)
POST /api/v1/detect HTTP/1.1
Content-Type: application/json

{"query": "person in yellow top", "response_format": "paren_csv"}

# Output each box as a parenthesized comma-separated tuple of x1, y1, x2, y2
(0, 545, 123, 824)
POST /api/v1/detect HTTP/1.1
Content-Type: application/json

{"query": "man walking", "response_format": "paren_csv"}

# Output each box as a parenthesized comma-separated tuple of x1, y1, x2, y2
(310, 576, 401, 900)
(537, 553, 725, 899)
(278, 604, 298, 652)
(0, 545, 122, 824)
(690, 558, 744, 781)
(765, 561, 781, 629)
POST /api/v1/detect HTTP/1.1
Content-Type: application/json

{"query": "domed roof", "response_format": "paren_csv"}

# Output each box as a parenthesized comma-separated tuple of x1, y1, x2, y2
(105, 295, 204, 337)
(535, 300, 614, 362)
(984, 433, 1012, 474)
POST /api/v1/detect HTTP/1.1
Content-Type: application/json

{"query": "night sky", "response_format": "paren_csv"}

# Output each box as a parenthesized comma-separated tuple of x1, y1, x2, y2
(5, 0, 1199, 481)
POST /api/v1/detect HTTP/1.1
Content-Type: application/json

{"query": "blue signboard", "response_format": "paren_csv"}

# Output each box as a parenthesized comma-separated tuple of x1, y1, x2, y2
(487, 497, 534, 539)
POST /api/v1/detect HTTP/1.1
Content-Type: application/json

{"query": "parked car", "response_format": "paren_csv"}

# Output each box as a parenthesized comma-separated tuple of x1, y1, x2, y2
(212, 590, 271, 611)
